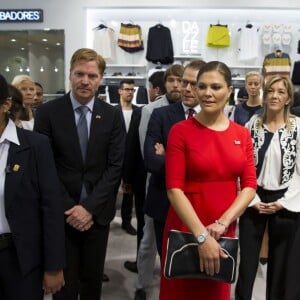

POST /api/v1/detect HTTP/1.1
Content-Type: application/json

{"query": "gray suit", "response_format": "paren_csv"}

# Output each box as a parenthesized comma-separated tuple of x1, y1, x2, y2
(135, 94, 169, 290)
(139, 95, 168, 157)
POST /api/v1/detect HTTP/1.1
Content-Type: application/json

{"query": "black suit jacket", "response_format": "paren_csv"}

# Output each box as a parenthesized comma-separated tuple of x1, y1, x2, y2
(5, 127, 65, 276)
(143, 101, 185, 222)
(34, 93, 126, 225)
(122, 107, 146, 188)
(115, 103, 139, 133)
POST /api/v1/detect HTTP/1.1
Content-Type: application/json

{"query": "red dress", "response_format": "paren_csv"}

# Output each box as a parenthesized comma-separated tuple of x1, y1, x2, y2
(160, 118, 256, 300)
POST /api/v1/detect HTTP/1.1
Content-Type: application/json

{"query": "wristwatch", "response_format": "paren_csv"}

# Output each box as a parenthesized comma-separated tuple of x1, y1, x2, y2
(196, 230, 209, 245)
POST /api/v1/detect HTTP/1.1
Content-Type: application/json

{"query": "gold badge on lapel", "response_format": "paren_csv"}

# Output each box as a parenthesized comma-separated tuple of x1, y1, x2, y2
(13, 164, 20, 172)
(96, 115, 101, 119)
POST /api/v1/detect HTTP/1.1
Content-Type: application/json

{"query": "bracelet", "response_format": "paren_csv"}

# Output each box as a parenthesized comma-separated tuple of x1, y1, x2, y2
(215, 220, 227, 229)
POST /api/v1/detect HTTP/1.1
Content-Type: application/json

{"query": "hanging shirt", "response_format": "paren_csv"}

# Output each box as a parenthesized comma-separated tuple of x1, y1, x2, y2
(93, 27, 116, 62)
(238, 25, 260, 61)
(262, 51, 291, 81)
(146, 24, 174, 64)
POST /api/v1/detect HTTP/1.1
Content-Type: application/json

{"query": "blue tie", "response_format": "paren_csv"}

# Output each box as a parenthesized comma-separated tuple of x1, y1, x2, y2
(76, 106, 89, 161)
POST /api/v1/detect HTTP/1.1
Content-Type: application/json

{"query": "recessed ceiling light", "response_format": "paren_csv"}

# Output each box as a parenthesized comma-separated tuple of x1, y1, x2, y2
(42, 38, 48, 42)
(10, 38, 16, 42)
(56, 42, 61, 46)
(20, 47, 25, 51)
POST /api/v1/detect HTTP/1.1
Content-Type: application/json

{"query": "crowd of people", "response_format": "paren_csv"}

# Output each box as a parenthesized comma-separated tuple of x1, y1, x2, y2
(1, 47, 300, 300)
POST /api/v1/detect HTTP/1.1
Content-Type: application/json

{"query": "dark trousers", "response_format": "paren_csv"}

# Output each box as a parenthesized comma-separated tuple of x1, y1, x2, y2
(0, 245, 43, 300)
(53, 222, 110, 300)
(153, 220, 165, 260)
(121, 193, 133, 224)
(236, 188, 298, 300)
(285, 215, 300, 300)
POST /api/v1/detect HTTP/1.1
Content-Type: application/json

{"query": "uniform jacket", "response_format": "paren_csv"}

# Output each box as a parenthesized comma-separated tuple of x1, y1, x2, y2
(5, 127, 65, 275)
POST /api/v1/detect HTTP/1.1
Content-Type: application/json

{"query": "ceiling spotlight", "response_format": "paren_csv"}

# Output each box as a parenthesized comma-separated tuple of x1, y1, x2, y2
(56, 42, 61, 46)
(5, 66, 10, 72)
(10, 38, 16, 42)
(20, 47, 25, 51)
(42, 38, 48, 42)
(54, 66, 59, 72)
(26, 67, 30, 72)
(19, 67, 23, 72)
(40, 66, 44, 72)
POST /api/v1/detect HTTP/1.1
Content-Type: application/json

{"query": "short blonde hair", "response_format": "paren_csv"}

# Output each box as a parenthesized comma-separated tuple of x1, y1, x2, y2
(245, 71, 262, 82)
(70, 48, 106, 75)
(11, 75, 34, 88)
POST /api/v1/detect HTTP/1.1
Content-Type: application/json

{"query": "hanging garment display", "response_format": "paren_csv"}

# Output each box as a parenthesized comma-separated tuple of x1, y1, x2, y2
(93, 23, 116, 61)
(292, 61, 300, 84)
(117, 23, 144, 53)
(237, 23, 260, 61)
(206, 23, 230, 48)
(146, 24, 174, 64)
(262, 49, 291, 81)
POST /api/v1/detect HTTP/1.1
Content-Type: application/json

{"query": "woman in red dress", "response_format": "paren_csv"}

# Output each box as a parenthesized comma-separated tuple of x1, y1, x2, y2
(160, 61, 257, 300)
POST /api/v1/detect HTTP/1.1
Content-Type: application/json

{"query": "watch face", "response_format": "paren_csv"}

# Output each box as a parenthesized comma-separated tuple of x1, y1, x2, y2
(197, 235, 205, 243)
(197, 231, 208, 244)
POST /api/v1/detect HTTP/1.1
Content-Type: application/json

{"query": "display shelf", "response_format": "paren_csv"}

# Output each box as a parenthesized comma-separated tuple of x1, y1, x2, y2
(174, 55, 203, 60)
(106, 64, 147, 68)
(229, 65, 262, 69)
(232, 77, 246, 81)
(104, 75, 146, 79)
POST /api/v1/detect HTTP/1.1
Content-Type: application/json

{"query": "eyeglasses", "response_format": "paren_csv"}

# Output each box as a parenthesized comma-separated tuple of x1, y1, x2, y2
(122, 88, 135, 93)
(181, 79, 198, 90)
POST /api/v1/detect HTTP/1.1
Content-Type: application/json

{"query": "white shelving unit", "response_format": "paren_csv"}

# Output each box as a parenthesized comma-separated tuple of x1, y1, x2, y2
(104, 64, 147, 86)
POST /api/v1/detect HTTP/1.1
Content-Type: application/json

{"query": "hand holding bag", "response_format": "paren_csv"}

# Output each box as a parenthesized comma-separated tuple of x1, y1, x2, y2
(164, 230, 238, 283)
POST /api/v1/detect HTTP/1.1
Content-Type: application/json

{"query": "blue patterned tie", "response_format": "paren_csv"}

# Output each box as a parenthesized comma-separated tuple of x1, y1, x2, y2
(76, 106, 89, 161)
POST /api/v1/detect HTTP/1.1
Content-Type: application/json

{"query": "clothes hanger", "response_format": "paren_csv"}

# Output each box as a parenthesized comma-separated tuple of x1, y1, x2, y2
(245, 20, 253, 29)
(210, 20, 227, 27)
(155, 20, 163, 28)
(93, 21, 108, 30)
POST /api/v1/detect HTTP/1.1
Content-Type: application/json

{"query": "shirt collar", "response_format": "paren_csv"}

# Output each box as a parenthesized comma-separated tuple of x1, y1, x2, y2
(70, 92, 95, 112)
(0, 119, 20, 146)
(181, 103, 201, 114)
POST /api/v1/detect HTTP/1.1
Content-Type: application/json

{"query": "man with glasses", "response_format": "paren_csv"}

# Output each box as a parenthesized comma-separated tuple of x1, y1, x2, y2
(117, 79, 138, 235)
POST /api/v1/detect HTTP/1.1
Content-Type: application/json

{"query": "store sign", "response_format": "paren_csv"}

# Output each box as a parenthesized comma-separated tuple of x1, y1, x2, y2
(0, 9, 43, 23)
(182, 21, 200, 54)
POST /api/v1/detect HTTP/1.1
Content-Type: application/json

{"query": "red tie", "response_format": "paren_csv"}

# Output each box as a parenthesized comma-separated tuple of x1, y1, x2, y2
(187, 108, 195, 119)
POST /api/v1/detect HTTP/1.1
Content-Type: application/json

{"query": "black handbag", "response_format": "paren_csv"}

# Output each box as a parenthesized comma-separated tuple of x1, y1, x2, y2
(164, 230, 238, 283)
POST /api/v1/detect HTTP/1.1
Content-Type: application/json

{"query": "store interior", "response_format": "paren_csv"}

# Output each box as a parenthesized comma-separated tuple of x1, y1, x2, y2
(1, 6, 300, 101)
(85, 7, 300, 102)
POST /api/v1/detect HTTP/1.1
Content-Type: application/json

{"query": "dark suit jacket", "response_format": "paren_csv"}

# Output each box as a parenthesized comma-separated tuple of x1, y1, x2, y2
(34, 93, 126, 225)
(5, 127, 65, 276)
(115, 103, 139, 133)
(122, 107, 146, 189)
(143, 101, 185, 222)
